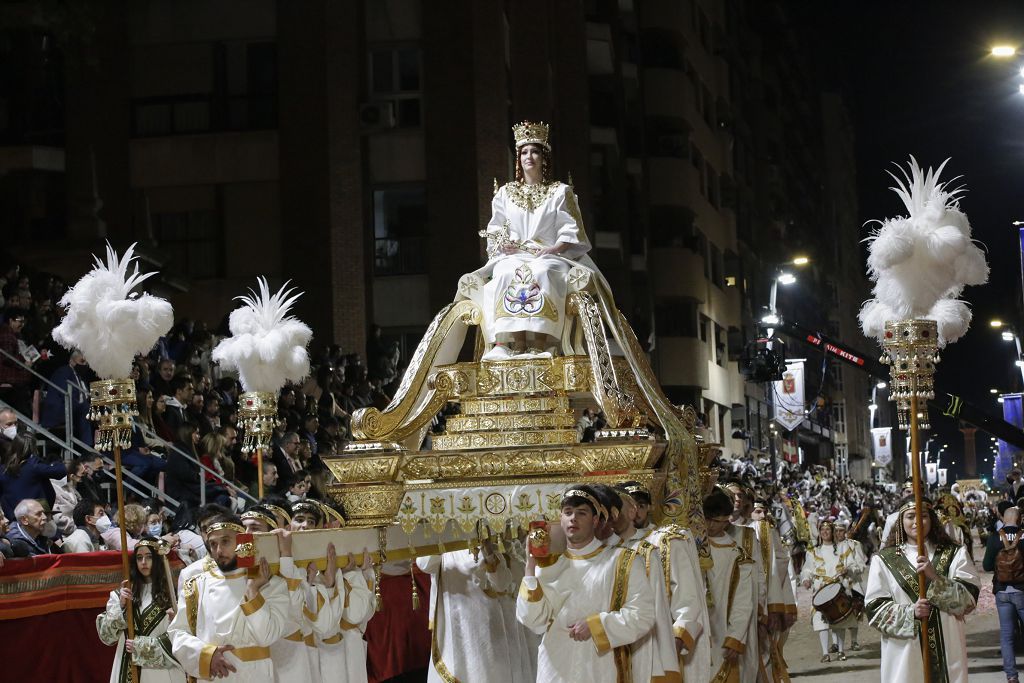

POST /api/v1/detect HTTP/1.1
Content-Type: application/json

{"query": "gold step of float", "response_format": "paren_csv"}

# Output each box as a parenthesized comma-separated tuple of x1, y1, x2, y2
(432, 428, 579, 451)
(445, 411, 576, 434)
(459, 394, 570, 415)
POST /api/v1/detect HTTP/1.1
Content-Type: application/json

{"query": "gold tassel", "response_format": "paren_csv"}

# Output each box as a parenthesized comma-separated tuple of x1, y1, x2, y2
(374, 562, 383, 612)
(411, 564, 421, 610)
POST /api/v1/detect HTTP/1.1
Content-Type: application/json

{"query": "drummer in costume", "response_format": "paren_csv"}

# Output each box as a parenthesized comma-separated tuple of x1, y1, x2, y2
(97, 536, 185, 683)
(865, 497, 979, 683)
(833, 519, 867, 651)
(617, 482, 711, 683)
(800, 518, 858, 662)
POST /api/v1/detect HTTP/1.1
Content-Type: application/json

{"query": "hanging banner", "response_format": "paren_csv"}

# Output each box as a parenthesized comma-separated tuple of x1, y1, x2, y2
(872, 427, 893, 466)
(999, 394, 1024, 482)
(781, 438, 799, 464)
(938, 468, 948, 486)
(926, 462, 938, 484)
(773, 360, 805, 432)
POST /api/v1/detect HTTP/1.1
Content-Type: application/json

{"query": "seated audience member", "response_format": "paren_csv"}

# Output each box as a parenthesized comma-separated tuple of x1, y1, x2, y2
(0, 433, 67, 519)
(6, 498, 60, 556)
(64, 498, 110, 553)
(101, 503, 148, 551)
(0, 509, 13, 565)
(284, 469, 311, 503)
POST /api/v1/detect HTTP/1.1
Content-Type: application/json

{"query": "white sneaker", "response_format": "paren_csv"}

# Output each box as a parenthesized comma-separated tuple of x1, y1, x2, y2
(482, 344, 512, 361)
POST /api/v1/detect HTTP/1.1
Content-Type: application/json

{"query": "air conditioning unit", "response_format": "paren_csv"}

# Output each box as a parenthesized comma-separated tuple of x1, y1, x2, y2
(359, 101, 396, 131)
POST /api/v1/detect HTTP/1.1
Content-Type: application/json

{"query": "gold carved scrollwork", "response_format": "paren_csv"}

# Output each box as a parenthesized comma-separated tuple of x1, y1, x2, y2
(329, 484, 405, 525)
(325, 455, 400, 483)
(352, 300, 478, 441)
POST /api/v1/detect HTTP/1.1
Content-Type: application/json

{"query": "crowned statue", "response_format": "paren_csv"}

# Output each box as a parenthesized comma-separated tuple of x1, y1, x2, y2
(462, 121, 607, 360)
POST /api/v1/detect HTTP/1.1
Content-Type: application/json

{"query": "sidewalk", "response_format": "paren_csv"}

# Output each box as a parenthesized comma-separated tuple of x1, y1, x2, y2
(786, 560, 1010, 681)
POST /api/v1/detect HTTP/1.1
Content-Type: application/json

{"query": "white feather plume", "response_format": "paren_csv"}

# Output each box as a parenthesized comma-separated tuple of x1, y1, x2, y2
(859, 156, 988, 346)
(52, 243, 174, 379)
(211, 277, 312, 393)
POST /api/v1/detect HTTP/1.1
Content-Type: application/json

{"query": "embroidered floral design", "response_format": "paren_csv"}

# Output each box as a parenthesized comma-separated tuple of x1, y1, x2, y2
(496, 265, 558, 321)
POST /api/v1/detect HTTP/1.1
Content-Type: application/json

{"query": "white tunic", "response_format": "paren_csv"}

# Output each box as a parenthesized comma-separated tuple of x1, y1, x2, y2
(317, 567, 376, 683)
(627, 525, 710, 683)
(705, 534, 755, 683)
(865, 542, 979, 683)
(516, 538, 655, 683)
(168, 564, 292, 682)
(476, 181, 593, 343)
(417, 549, 535, 683)
(800, 543, 860, 631)
(273, 557, 338, 683)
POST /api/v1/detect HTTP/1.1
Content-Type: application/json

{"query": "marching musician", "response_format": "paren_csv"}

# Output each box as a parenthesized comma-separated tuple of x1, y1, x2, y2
(800, 518, 860, 662)
(833, 519, 867, 651)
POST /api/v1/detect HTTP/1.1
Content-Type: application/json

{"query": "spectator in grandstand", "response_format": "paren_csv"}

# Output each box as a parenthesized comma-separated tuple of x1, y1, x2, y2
(6, 498, 60, 556)
(50, 455, 87, 535)
(39, 350, 92, 442)
(0, 308, 34, 417)
(284, 468, 311, 503)
(101, 502, 148, 551)
(0, 508, 12, 565)
(162, 375, 194, 432)
(64, 498, 110, 552)
(0, 433, 66, 519)
(272, 431, 304, 483)
(150, 393, 176, 442)
(197, 392, 221, 436)
(149, 358, 176, 399)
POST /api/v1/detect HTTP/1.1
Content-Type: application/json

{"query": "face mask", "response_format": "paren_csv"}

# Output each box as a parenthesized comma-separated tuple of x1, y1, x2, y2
(148, 523, 163, 537)
(2, 425, 16, 440)
(42, 519, 57, 538)
(94, 514, 112, 534)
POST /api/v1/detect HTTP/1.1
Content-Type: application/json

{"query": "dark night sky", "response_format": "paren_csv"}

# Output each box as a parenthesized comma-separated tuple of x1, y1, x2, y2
(793, 2, 1024, 478)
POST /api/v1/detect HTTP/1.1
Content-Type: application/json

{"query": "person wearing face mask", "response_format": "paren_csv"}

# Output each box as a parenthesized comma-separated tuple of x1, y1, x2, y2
(64, 498, 111, 552)
(51, 456, 88, 535)
(39, 350, 93, 442)
(0, 407, 18, 450)
(5, 498, 61, 556)
(0, 432, 67, 520)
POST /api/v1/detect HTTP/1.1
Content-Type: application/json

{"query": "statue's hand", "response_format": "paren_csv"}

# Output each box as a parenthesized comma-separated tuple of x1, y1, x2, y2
(501, 245, 520, 255)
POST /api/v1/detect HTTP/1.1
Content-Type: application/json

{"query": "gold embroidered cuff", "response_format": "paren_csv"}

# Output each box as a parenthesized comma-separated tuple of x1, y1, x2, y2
(518, 581, 544, 603)
(785, 603, 798, 615)
(341, 618, 360, 631)
(673, 626, 695, 651)
(284, 576, 303, 591)
(322, 633, 343, 645)
(240, 592, 265, 616)
(304, 633, 316, 647)
(284, 630, 303, 642)
(232, 646, 270, 661)
(587, 613, 611, 654)
(723, 636, 745, 653)
(767, 603, 786, 614)
(199, 643, 217, 679)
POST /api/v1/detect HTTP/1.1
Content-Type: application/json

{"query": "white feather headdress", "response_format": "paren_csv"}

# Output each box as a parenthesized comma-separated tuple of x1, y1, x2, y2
(858, 156, 988, 346)
(211, 277, 312, 393)
(52, 243, 174, 379)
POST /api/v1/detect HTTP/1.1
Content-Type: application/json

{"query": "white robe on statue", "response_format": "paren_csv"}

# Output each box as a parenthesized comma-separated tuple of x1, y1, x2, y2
(865, 542, 979, 683)
(417, 549, 535, 683)
(706, 534, 755, 683)
(474, 181, 594, 344)
(516, 538, 655, 683)
(168, 564, 291, 682)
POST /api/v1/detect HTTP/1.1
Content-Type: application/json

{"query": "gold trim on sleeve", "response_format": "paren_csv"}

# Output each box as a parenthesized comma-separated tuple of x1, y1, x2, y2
(587, 613, 611, 654)
(240, 592, 265, 616)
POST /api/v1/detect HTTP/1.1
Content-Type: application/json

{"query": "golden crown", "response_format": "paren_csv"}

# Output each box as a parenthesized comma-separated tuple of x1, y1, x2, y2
(513, 121, 550, 150)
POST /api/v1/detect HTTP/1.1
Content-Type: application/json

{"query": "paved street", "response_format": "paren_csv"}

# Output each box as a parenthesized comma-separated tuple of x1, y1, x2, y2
(785, 543, 1009, 682)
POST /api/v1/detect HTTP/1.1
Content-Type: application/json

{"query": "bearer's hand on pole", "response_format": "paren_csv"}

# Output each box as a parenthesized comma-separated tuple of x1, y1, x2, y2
(272, 527, 293, 557)
(321, 543, 337, 588)
(119, 580, 133, 610)
(246, 558, 271, 601)
(915, 555, 938, 581)
(722, 646, 740, 663)
(913, 598, 931, 620)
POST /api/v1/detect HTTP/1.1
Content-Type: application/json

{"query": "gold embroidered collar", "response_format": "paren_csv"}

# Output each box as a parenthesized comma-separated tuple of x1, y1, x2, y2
(506, 181, 559, 212)
(565, 541, 607, 561)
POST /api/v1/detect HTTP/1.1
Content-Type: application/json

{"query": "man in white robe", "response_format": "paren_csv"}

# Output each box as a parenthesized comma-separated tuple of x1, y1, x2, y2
(417, 541, 535, 682)
(617, 482, 710, 683)
(168, 516, 291, 681)
(517, 485, 655, 682)
(704, 488, 756, 682)
(318, 553, 375, 683)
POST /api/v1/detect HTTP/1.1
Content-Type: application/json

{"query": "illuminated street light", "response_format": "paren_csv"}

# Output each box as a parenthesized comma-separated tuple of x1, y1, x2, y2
(877, 381, 887, 389)
(993, 46, 1017, 57)
(992, 388, 1000, 394)
(792, 256, 810, 266)
(761, 312, 780, 325)
(992, 319, 1005, 328)
(1004, 331, 1016, 341)
(777, 272, 797, 286)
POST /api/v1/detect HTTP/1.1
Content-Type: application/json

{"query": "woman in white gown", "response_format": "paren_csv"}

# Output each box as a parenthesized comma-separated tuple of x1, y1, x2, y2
(97, 537, 185, 683)
(472, 121, 596, 361)
(800, 519, 862, 662)
(865, 497, 979, 683)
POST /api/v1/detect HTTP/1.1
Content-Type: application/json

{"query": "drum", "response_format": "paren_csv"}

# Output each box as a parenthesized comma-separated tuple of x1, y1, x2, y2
(812, 582, 854, 624)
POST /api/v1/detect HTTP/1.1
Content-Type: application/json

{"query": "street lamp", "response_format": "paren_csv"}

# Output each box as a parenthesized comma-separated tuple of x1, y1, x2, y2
(990, 318, 1024, 384)
(993, 46, 1017, 57)
(762, 257, 811, 325)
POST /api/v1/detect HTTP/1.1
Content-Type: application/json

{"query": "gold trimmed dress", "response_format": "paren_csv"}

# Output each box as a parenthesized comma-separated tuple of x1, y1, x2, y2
(864, 542, 979, 683)
(96, 583, 185, 683)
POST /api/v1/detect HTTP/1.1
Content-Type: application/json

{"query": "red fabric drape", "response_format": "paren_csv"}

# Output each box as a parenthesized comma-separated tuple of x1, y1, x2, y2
(366, 570, 432, 683)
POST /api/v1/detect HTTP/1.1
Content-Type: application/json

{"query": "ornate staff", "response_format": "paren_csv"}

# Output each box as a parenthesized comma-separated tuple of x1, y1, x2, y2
(212, 277, 311, 498)
(860, 158, 988, 683)
(53, 243, 174, 683)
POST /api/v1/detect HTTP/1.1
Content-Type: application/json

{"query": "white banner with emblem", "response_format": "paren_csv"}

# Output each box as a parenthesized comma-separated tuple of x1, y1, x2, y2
(872, 427, 893, 466)
(773, 360, 806, 431)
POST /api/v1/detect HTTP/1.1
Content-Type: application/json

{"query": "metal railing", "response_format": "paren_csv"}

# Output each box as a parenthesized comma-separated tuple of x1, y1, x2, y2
(0, 347, 257, 509)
